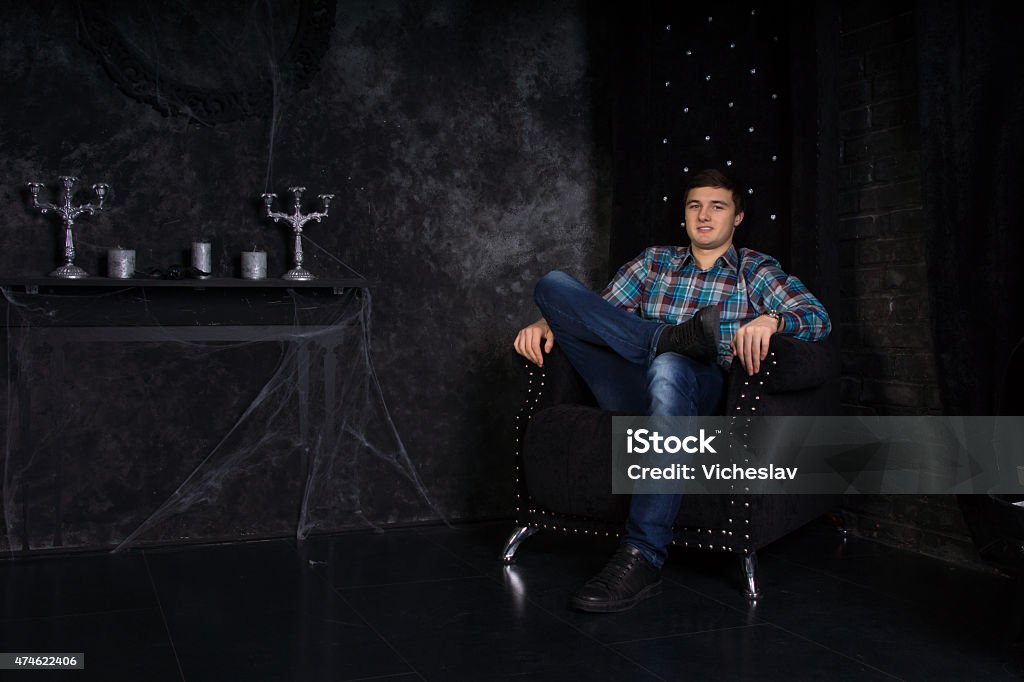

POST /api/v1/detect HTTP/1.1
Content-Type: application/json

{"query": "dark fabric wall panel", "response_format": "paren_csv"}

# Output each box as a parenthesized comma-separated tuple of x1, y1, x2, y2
(917, 0, 1024, 415)
(607, 2, 798, 274)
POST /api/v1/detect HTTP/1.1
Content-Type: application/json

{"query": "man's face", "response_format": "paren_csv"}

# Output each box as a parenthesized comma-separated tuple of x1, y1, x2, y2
(684, 185, 744, 252)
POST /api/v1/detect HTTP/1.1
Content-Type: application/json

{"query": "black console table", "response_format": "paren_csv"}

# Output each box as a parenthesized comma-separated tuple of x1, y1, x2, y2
(0, 276, 371, 294)
(0, 277, 433, 556)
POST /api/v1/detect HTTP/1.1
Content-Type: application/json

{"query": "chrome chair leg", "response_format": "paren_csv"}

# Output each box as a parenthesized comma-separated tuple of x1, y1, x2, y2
(742, 552, 761, 599)
(501, 525, 538, 564)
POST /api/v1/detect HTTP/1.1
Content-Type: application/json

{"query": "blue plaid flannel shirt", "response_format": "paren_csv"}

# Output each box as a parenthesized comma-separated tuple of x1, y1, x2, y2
(600, 245, 831, 368)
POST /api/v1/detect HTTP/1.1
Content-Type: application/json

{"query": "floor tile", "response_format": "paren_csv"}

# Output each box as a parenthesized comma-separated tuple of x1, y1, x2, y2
(767, 522, 1016, 609)
(0, 551, 157, 620)
(147, 540, 410, 681)
(145, 538, 326, 616)
(612, 622, 896, 681)
(167, 600, 412, 682)
(0, 608, 181, 682)
(680, 551, 1023, 681)
(299, 528, 482, 589)
(342, 576, 659, 681)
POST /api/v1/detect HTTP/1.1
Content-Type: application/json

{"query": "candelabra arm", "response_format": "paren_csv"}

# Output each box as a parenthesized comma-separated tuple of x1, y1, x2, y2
(69, 204, 99, 222)
(266, 210, 292, 225)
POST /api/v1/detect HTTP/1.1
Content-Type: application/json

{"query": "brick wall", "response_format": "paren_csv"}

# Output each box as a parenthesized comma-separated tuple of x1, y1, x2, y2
(835, 1, 979, 566)
(838, 4, 937, 417)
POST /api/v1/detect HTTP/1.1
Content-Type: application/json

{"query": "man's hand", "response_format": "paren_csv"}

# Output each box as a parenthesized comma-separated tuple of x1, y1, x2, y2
(730, 314, 780, 376)
(514, 318, 555, 367)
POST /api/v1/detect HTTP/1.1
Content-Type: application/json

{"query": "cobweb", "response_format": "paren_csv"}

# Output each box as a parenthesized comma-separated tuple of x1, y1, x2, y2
(1, 282, 445, 554)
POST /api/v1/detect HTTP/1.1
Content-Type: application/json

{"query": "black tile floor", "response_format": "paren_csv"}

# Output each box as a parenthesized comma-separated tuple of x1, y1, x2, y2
(0, 519, 1021, 681)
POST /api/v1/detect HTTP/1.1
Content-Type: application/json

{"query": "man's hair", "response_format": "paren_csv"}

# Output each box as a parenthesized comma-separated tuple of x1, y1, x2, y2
(686, 169, 744, 214)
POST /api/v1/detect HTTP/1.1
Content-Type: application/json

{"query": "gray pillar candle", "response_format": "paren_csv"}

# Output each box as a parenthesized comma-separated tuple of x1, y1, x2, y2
(241, 251, 267, 280)
(191, 242, 212, 276)
(107, 248, 135, 279)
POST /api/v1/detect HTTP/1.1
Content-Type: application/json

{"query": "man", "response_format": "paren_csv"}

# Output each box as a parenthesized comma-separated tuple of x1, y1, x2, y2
(513, 168, 831, 612)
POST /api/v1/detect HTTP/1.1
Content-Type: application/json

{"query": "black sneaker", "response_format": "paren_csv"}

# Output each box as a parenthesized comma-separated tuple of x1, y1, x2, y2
(571, 544, 663, 613)
(655, 305, 721, 363)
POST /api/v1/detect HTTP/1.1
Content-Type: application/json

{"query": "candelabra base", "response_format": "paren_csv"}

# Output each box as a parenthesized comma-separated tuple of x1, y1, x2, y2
(282, 267, 316, 281)
(49, 263, 90, 279)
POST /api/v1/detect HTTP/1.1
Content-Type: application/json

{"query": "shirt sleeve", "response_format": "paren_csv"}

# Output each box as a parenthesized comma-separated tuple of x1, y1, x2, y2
(746, 258, 832, 341)
(599, 249, 650, 314)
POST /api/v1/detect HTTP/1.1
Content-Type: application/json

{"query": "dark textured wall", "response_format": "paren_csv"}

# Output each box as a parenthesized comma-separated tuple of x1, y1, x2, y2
(837, 3, 940, 418)
(833, 1, 975, 566)
(0, 0, 612, 551)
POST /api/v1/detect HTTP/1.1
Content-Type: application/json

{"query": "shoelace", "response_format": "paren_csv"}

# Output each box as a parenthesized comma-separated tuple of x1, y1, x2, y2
(592, 551, 642, 588)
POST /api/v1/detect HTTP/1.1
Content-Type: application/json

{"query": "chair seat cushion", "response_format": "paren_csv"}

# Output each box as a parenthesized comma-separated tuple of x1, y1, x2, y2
(523, 405, 629, 521)
(522, 404, 741, 529)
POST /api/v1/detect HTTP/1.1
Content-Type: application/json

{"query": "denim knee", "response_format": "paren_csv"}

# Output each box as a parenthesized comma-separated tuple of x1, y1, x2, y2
(533, 270, 576, 309)
(646, 353, 699, 415)
(647, 353, 699, 387)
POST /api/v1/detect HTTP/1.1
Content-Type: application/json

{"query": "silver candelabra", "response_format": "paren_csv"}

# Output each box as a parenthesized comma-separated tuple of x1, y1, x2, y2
(260, 187, 334, 281)
(26, 176, 110, 279)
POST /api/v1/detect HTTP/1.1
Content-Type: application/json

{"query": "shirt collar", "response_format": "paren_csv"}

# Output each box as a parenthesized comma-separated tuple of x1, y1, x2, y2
(680, 244, 739, 271)
(719, 245, 740, 270)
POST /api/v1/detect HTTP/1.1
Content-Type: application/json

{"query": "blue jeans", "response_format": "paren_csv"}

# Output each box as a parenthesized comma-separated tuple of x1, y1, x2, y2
(533, 271, 725, 568)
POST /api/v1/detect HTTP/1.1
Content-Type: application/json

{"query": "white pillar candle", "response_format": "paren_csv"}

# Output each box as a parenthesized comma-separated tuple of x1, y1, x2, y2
(241, 251, 267, 280)
(107, 248, 135, 279)
(191, 242, 212, 275)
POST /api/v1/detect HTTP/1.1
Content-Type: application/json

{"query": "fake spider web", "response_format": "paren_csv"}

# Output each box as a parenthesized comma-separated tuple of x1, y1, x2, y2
(1, 282, 445, 554)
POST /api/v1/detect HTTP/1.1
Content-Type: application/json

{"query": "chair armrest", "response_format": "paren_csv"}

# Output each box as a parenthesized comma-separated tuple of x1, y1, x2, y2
(517, 346, 598, 410)
(520, 335, 836, 416)
(728, 334, 839, 394)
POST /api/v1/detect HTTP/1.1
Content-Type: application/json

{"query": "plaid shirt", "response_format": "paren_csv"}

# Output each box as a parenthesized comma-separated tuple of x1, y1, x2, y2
(601, 245, 831, 368)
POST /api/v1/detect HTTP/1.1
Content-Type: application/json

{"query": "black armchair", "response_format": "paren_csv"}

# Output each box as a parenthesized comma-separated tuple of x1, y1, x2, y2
(503, 334, 842, 598)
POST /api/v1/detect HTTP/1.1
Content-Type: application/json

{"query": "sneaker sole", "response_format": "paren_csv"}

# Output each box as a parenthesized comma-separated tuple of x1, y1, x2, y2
(570, 579, 663, 613)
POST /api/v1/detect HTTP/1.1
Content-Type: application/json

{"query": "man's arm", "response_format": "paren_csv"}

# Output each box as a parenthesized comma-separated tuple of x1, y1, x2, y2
(731, 259, 832, 375)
